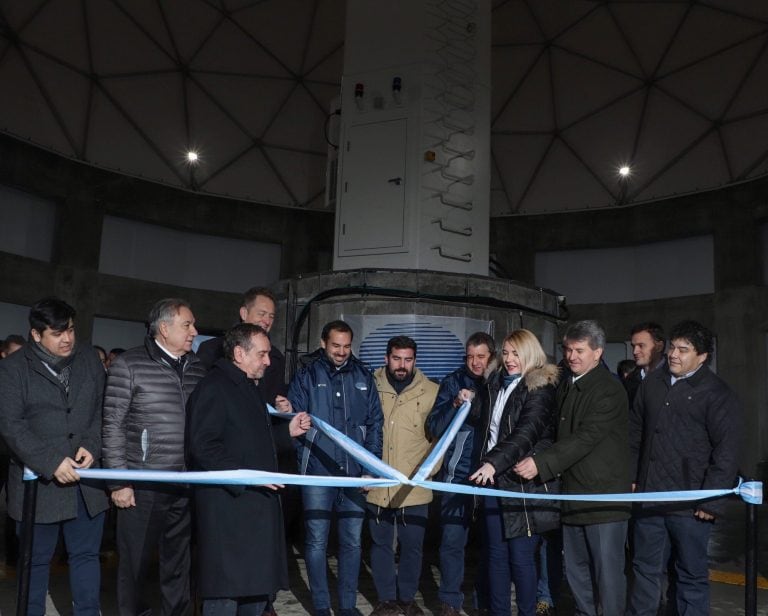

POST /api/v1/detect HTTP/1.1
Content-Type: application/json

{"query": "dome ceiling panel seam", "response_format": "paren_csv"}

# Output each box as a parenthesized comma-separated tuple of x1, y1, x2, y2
(14, 44, 79, 158)
(93, 80, 188, 185)
(626, 126, 717, 203)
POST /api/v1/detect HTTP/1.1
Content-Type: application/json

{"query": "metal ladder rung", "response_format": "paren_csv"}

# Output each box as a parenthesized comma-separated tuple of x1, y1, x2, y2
(431, 245, 473, 262)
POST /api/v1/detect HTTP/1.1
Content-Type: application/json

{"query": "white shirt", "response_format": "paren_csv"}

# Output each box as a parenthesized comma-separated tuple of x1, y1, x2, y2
(487, 377, 521, 451)
(154, 338, 181, 361)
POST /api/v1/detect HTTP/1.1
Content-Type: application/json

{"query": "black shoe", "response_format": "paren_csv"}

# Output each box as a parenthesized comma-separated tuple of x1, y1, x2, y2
(398, 601, 424, 616)
(441, 603, 463, 616)
(370, 601, 404, 616)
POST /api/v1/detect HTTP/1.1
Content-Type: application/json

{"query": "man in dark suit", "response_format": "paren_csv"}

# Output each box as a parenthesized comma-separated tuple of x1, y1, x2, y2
(624, 322, 666, 406)
(197, 287, 286, 406)
(0, 297, 109, 615)
(186, 323, 310, 616)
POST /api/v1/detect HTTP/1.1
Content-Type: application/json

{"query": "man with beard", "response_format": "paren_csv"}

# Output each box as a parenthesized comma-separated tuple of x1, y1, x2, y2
(288, 320, 383, 616)
(367, 336, 439, 616)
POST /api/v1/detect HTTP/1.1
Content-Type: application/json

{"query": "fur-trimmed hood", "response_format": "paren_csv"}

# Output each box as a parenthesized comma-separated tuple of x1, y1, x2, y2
(524, 363, 560, 390)
(484, 360, 560, 391)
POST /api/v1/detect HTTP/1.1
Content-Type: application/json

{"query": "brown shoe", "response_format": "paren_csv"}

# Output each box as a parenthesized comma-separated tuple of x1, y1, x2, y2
(262, 608, 278, 616)
(440, 603, 463, 616)
(370, 601, 404, 616)
(398, 601, 424, 616)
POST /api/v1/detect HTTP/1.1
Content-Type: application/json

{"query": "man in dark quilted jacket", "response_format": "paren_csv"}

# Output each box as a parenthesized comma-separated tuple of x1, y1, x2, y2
(628, 320, 743, 616)
(103, 298, 207, 616)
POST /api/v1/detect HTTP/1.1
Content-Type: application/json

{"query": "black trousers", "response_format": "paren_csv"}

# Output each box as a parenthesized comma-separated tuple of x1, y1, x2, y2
(116, 485, 192, 616)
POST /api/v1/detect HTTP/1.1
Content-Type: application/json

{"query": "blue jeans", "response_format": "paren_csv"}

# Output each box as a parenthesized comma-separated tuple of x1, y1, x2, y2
(302, 486, 366, 611)
(202, 597, 267, 616)
(536, 530, 562, 607)
(438, 492, 472, 608)
(20, 486, 105, 616)
(368, 503, 428, 602)
(482, 496, 539, 616)
(629, 514, 712, 616)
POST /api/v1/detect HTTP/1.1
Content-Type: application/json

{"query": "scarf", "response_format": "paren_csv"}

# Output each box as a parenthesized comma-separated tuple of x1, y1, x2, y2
(386, 369, 415, 395)
(30, 340, 76, 394)
(502, 372, 522, 388)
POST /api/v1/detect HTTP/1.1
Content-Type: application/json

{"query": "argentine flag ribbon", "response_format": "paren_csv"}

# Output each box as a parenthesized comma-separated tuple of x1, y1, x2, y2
(24, 401, 763, 506)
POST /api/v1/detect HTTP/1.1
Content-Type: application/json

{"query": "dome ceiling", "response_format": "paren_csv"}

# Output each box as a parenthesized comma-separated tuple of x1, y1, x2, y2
(0, 0, 766, 215)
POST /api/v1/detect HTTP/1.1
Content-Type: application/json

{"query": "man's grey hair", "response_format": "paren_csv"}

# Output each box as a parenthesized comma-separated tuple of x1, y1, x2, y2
(148, 298, 191, 337)
(564, 320, 606, 350)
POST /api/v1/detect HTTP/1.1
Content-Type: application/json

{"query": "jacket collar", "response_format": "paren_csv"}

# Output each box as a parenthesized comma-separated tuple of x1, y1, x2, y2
(23, 343, 63, 387)
(214, 357, 247, 383)
(374, 366, 428, 400)
(22, 343, 86, 400)
(144, 336, 198, 370)
(661, 362, 711, 388)
(308, 347, 360, 375)
(571, 362, 611, 391)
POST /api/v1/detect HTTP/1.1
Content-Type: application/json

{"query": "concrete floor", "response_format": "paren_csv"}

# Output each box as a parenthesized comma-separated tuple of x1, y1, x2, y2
(0, 496, 765, 615)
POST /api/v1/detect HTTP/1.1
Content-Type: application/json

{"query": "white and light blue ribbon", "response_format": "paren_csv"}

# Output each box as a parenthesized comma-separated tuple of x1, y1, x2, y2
(267, 404, 408, 482)
(22, 401, 764, 507)
(75, 468, 399, 489)
(412, 400, 471, 482)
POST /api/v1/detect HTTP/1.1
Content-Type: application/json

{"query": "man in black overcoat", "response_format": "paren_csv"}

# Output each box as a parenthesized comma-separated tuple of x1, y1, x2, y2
(0, 297, 109, 615)
(186, 323, 310, 616)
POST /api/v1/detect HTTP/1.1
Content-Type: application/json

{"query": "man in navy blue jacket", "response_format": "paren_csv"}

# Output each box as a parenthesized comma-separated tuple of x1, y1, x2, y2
(628, 320, 743, 616)
(426, 332, 495, 616)
(288, 320, 383, 616)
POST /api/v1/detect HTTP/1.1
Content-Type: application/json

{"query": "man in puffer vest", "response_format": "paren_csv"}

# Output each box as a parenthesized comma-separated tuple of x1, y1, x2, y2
(367, 336, 439, 616)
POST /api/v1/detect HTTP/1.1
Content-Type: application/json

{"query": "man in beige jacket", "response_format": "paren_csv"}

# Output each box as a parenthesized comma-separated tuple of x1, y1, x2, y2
(367, 336, 439, 616)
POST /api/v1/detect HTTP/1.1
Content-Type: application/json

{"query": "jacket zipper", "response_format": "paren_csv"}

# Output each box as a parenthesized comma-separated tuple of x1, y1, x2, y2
(520, 476, 531, 537)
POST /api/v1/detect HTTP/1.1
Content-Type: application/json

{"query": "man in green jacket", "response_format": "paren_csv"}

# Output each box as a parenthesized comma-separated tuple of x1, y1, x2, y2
(516, 320, 631, 616)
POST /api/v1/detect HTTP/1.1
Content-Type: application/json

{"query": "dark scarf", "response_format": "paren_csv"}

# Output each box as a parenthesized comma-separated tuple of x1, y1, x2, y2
(386, 369, 415, 395)
(30, 341, 76, 394)
(502, 372, 522, 388)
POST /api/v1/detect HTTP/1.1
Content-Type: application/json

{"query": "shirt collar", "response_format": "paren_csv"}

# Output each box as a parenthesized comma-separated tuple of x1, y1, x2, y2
(154, 338, 181, 361)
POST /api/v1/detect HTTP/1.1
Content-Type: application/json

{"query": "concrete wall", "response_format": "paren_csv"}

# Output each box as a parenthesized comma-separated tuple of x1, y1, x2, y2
(0, 135, 335, 338)
(491, 178, 768, 478)
(1, 131, 765, 478)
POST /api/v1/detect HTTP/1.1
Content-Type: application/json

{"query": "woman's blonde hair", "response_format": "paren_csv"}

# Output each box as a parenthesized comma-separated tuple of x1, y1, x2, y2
(502, 329, 547, 375)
